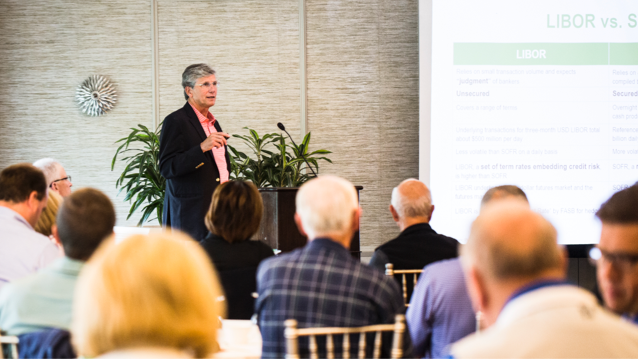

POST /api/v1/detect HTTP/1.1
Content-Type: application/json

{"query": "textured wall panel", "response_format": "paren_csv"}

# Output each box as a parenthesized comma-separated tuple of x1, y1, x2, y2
(306, 0, 419, 247)
(157, 0, 301, 152)
(0, 0, 420, 247)
(0, 0, 153, 226)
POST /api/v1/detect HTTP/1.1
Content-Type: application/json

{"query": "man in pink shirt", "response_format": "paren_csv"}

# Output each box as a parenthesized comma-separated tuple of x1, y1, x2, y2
(159, 64, 231, 240)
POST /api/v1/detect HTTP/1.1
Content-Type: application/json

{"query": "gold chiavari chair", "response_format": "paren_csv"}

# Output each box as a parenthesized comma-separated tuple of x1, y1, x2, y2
(385, 263, 423, 307)
(0, 333, 19, 359)
(284, 314, 406, 359)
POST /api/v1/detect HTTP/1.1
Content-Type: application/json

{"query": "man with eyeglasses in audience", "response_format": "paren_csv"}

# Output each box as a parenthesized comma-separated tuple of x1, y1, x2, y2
(593, 183, 638, 324)
(33, 158, 72, 198)
(159, 63, 231, 241)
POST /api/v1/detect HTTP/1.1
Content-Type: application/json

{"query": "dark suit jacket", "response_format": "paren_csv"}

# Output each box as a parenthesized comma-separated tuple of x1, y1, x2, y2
(369, 223, 459, 303)
(200, 233, 274, 319)
(369, 223, 459, 271)
(199, 232, 274, 272)
(159, 102, 231, 241)
(18, 328, 76, 359)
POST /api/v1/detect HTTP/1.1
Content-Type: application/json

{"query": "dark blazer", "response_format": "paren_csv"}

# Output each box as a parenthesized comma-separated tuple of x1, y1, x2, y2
(369, 223, 459, 303)
(200, 233, 274, 319)
(200, 232, 274, 272)
(159, 102, 231, 241)
(369, 223, 459, 271)
(18, 328, 76, 359)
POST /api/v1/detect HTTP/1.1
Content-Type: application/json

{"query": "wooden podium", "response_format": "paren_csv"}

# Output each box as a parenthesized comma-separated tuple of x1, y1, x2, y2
(256, 186, 363, 259)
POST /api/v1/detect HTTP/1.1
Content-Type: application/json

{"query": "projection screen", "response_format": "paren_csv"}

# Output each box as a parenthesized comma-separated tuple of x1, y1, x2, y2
(421, 0, 638, 244)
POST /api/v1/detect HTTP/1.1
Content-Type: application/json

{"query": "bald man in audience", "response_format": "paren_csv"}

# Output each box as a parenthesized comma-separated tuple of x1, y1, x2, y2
(256, 175, 411, 358)
(369, 179, 458, 272)
(33, 158, 72, 197)
(0, 164, 61, 291)
(407, 184, 528, 358)
(480, 184, 528, 207)
(595, 183, 638, 324)
(450, 201, 638, 358)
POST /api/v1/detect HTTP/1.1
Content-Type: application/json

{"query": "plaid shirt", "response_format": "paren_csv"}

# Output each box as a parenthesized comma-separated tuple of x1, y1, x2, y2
(256, 238, 411, 358)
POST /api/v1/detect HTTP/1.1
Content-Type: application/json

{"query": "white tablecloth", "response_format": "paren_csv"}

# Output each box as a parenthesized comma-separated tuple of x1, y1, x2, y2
(215, 320, 262, 359)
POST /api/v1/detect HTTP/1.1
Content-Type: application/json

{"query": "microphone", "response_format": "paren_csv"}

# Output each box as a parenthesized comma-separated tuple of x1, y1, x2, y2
(277, 122, 318, 178)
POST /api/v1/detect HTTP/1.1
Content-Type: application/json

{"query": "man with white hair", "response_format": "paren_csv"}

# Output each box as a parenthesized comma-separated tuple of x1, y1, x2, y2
(369, 179, 458, 272)
(256, 175, 411, 358)
(33, 158, 72, 197)
(159, 64, 231, 241)
(450, 201, 638, 358)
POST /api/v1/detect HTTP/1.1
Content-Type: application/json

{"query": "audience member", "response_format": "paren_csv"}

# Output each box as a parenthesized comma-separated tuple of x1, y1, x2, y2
(256, 175, 411, 358)
(480, 184, 528, 206)
(71, 232, 225, 358)
(450, 201, 638, 358)
(34, 191, 62, 238)
(0, 188, 115, 335)
(594, 183, 638, 324)
(407, 258, 473, 358)
(33, 158, 72, 197)
(0, 164, 60, 290)
(407, 184, 529, 358)
(200, 180, 274, 319)
(369, 179, 458, 272)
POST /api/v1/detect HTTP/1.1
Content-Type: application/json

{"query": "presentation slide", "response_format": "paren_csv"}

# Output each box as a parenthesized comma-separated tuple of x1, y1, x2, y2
(426, 1, 638, 244)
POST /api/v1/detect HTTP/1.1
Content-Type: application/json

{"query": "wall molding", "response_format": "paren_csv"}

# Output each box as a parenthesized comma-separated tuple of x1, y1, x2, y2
(299, 0, 308, 138)
(151, 0, 160, 129)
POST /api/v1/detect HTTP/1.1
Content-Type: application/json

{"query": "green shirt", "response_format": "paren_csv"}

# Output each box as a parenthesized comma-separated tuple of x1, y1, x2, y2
(0, 257, 83, 335)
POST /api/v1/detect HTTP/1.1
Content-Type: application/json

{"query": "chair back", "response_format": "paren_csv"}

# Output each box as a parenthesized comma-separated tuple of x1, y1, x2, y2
(0, 335, 18, 359)
(385, 263, 423, 307)
(284, 314, 405, 359)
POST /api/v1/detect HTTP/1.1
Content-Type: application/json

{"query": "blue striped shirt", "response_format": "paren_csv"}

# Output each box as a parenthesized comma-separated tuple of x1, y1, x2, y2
(406, 258, 475, 358)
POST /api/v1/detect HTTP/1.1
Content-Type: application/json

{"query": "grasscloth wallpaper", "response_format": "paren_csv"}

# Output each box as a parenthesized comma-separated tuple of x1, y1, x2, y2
(0, 0, 418, 248)
(0, 0, 153, 226)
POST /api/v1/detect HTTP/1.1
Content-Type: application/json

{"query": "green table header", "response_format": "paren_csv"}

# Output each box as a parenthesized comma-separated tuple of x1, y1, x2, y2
(454, 43, 638, 65)
(610, 43, 638, 65)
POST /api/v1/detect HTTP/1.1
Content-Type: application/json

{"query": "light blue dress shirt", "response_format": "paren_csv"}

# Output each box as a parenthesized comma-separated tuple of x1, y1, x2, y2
(406, 258, 476, 359)
(0, 206, 61, 292)
(0, 257, 83, 335)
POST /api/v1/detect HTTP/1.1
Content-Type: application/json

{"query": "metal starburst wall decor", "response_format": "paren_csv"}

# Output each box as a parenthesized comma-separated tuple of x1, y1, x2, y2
(75, 75, 117, 116)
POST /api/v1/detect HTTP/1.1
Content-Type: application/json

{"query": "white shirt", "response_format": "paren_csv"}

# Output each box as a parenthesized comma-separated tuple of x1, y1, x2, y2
(98, 347, 195, 359)
(450, 285, 638, 358)
(0, 207, 61, 291)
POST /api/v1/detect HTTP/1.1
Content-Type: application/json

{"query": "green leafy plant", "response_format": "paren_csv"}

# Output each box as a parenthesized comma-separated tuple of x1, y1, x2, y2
(111, 123, 165, 226)
(228, 127, 332, 187)
(110, 125, 329, 226)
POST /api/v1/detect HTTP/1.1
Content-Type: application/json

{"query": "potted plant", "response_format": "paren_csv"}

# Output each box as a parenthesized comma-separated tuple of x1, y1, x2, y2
(111, 123, 165, 226)
(110, 124, 333, 247)
(227, 127, 334, 252)
(228, 127, 332, 187)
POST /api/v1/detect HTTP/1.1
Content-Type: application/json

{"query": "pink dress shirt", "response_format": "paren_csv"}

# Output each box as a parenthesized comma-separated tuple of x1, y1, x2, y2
(189, 103, 229, 183)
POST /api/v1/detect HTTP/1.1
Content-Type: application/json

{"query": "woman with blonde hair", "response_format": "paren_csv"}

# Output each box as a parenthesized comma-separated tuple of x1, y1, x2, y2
(71, 232, 225, 358)
(34, 191, 62, 238)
